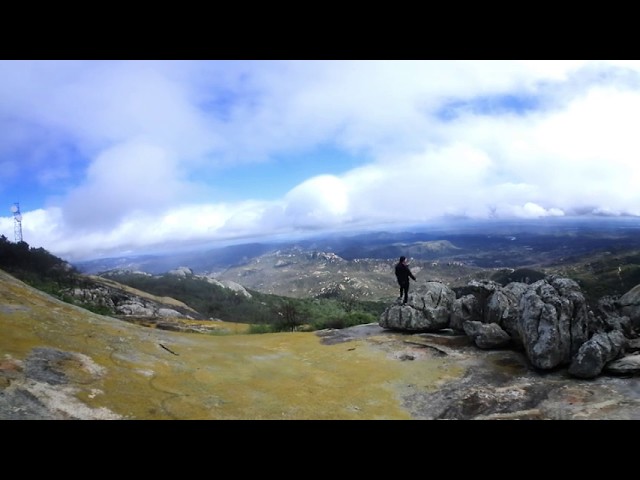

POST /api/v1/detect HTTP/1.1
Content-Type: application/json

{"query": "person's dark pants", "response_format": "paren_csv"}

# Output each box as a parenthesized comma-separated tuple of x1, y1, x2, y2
(399, 281, 410, 303)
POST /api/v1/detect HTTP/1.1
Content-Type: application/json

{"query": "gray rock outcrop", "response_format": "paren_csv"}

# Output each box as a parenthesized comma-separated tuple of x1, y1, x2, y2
(206, 277, 252, 298)
(617, 284, 640, 333)
(518, 276, 589, 370)
(463, 321, 511, 349)
(379, 281, 455, 332)
(379, 274, 640, 379)
(378, 304, 436, 331)
(604, 353, 640, 375)
(450, 294, 481, 332)
(168, 266, 194, 277)
(568, 330, 627, 378)
(485, 282, 526, 344)
(62, 283, 200, 319)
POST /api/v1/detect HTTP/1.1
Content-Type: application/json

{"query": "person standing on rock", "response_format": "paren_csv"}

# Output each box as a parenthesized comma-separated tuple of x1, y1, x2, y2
(395, 256, 416, 304)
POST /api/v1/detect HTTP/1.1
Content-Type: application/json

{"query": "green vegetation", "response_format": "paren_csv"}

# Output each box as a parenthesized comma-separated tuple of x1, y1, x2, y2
(490, 267, 547, 286)
(0, 236, 115, 314)
(0, 235, 76, 292)
(104, 271, 385, 333)
(559, 252, 640, 305)
(0, 236, 386, 332)
(247, 323, 273, 334)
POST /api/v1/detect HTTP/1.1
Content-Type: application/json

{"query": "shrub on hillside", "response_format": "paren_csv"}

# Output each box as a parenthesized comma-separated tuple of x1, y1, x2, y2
(0, 236, 80, 293)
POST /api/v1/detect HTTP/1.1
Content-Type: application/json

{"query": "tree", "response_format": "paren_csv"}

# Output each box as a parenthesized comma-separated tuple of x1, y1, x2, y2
(275, 300, 304, 332)
(339, 292, 357, 313)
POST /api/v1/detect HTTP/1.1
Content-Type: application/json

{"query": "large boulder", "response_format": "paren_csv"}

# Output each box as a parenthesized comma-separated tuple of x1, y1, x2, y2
(568, 330, 627, 379)
(463, 321, 512, 349)
(604, 353, 640, 376)
(517, 276, 590, 370)
(379, 281, 455, 332)
(379, 304, 436, 332)
(450, 294, 482, 332)
(617, 284, 640, 333)
(485, 283, 527, 344)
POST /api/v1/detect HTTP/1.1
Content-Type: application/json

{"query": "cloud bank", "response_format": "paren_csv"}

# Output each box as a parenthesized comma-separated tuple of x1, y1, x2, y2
(2, 60, 640, 261)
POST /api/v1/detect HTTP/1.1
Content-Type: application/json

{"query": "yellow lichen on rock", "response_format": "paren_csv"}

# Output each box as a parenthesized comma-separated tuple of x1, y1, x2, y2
(0, 268, 461, 420)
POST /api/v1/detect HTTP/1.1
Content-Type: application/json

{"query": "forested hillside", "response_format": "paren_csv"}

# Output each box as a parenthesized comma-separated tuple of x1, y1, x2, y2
(0, 235, 80, 295)
(0, 237, 384, 332)
(101, 270, 385, 331)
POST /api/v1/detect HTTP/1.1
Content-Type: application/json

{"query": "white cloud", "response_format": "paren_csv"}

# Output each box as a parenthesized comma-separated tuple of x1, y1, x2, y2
(284, 175, 349, 227)
(3, 60, 640, 261)
(59, 140, 190, 231)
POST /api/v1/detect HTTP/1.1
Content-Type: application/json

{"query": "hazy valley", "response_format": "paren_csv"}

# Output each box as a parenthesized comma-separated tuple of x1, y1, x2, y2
(75, 217, 640, 307)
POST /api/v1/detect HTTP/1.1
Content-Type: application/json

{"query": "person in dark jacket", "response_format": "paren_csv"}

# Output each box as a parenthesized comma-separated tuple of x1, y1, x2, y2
(395, 256, 416, 304)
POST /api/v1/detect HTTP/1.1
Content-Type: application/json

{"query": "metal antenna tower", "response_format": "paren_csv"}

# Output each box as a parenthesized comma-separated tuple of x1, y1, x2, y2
(10, 202, 23, 243)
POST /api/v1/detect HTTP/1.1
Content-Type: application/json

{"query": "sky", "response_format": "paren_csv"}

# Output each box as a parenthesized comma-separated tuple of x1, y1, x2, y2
(2, 59, 640, 262)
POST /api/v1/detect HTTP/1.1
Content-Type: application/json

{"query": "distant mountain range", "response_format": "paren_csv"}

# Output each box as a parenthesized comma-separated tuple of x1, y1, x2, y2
(73, 217, 640, 302)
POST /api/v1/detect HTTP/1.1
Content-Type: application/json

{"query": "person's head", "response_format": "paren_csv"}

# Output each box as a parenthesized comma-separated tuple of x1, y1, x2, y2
(399, 256, 406, 264)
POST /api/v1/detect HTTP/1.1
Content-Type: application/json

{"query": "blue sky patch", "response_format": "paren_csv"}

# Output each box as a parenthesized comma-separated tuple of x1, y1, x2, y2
(437, 92, 541, 121)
